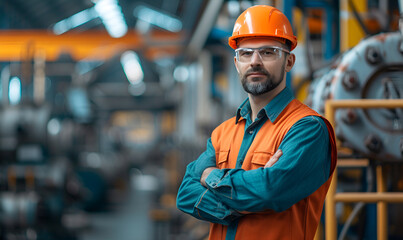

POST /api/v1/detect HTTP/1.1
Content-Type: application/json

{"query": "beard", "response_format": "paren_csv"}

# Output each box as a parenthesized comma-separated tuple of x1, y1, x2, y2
(240, 64, 285, 96)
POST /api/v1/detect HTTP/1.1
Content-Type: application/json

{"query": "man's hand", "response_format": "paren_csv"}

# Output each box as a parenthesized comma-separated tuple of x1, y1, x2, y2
(200, 167, 218, 187)
(264, 149, 282, 168)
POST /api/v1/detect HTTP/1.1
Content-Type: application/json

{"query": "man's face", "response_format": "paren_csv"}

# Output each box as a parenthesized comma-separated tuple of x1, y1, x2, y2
(234, 38, 292, 96)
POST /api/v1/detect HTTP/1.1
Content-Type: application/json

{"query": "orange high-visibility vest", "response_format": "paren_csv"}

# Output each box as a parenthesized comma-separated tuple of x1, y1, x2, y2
(209, 99, 337, 240)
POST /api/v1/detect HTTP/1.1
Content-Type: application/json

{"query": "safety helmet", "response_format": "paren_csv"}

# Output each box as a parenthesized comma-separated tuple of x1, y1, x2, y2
(228, 5, 297, 51)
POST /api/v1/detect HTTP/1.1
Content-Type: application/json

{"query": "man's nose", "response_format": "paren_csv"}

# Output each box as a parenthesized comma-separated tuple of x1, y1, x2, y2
(250, 51, 263, 66)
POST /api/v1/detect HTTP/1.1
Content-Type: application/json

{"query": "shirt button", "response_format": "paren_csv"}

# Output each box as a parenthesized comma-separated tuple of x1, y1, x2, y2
(248, 130, 253, 134)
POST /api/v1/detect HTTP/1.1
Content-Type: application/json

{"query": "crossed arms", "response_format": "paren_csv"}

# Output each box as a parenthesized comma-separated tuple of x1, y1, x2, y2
(176, 116, 331, 225)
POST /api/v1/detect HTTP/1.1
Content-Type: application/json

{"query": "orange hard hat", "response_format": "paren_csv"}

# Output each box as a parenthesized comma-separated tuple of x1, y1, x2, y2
(228, 5, 297, 51)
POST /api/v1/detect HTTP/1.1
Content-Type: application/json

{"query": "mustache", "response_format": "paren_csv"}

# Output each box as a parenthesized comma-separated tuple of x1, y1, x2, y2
(245, 67, 270, 76)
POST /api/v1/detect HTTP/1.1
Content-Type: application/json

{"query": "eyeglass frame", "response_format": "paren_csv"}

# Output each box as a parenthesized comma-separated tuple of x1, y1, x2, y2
(234, 45, 290, 63)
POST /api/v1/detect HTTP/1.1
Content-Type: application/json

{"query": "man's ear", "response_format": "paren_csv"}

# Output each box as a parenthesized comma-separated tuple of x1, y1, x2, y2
(285, 53, 295, 72)
(234, 56, 240, 73)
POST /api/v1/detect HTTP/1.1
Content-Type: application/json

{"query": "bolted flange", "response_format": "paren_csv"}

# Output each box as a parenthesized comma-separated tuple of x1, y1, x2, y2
(342, 71, 359, 90)
(341, 108, 358, 124)
(365, 134, 383, 153)
(365, 46, 383, 65)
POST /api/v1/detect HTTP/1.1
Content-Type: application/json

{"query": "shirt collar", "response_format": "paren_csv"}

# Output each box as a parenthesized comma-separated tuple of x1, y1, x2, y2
(236, 98, 250, 123)
(235, 87, 294, 124)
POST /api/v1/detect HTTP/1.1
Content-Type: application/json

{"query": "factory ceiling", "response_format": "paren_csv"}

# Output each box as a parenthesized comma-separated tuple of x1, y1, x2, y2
(3, 0, 202, 32)
(0, 0, 229, 112)
(0, 0, 224, 61)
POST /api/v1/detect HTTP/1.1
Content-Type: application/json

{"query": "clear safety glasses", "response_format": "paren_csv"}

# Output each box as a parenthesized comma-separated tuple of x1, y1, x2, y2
(235, 46, 290, 63)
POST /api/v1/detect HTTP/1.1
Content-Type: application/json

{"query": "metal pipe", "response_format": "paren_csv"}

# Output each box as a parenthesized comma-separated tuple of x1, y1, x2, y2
(33, 50, 46, 105)
(377, 165, 387, 240)
(337, 159, 368, 167)
(186, 0, 224, 59)
(282, 0, 296, 87)
(325, 101, 337, 240)
(1, 65, 10, 105)
(334, 192, 403, 202)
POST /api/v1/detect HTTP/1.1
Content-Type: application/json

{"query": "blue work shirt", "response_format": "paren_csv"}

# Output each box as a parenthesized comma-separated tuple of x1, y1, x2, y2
(176, 87, 331, 238)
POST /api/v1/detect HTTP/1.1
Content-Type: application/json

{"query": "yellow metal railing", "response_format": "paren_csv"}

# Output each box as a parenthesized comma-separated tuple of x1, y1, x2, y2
(323, 99, 403, 240)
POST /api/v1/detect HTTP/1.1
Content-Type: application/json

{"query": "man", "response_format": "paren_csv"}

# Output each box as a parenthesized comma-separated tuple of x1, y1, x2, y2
(176, 5, 337, 240)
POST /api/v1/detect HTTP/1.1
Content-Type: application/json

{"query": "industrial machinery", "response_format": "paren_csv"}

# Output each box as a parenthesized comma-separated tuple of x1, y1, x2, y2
(0, 53, 127, 239)
(308, 31, 403, 162)
(306, 5, 403, 237)
(0, 103, 78, 240)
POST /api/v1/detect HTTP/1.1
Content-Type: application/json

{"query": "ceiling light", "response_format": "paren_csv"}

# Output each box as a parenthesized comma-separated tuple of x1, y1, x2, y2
(120, 51, 144, 85)
(47, 118, 61, 136)
(9, 77, 21, 105)
(53, 8, 97, 35)
(173, 65, 189, 82)
(53, 0, 127, 38)
(133, 5, 182, 33)
(94, 0, 128, 38)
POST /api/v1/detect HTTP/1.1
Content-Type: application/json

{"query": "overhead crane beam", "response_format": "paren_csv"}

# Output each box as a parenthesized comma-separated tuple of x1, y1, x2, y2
(0, 29, 185, 61)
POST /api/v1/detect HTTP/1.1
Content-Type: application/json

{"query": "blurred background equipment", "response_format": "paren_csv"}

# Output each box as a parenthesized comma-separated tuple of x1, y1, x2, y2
(0, 0, 402, 240)
(309, 31, 403, 161)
